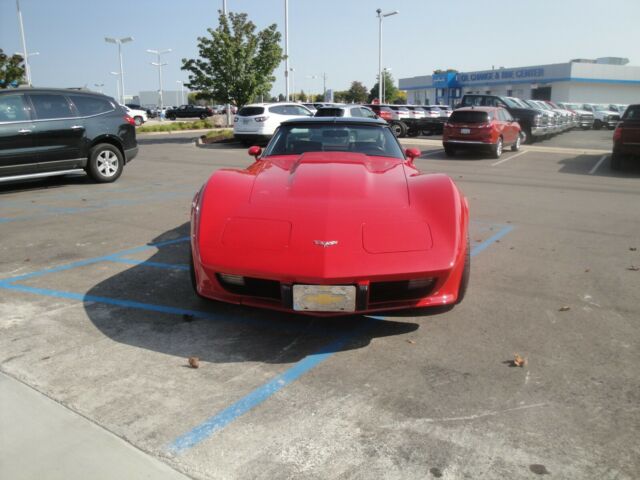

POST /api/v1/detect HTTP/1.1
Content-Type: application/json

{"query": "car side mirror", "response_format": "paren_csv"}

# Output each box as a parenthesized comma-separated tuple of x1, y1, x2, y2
(248, 146, 262, 159)
(405, 148, 421, 162)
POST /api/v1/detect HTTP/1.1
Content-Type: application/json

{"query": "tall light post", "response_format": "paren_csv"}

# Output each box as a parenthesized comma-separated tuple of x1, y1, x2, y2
(146, 49, 171, 119)
(376, 8, 398, 103)
(15, 0, 33, 85)
(176, 80, 185, 106)
(110, 71, 120, 102)
(105, 36, 133, 104)
(290, 68, 295, 102)
(221, 1, 232, 126)
(284, 0, 290, 101)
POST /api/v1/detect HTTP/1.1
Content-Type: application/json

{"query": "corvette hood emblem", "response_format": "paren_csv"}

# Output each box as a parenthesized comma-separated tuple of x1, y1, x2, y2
(314, 240, 338, 247)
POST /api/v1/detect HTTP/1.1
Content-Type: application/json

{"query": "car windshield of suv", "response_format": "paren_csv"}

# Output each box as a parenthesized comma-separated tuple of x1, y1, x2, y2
(264, 124, 403, 158)
(623, 106, 639, 119)
(593, 105, 610, 111)
(315, 108, 345, 117)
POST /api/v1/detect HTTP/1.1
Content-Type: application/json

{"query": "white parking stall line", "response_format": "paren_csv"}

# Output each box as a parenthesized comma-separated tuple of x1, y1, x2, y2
(421, 149, 444, 157)
(589, 154, 609, 175)
(491, 150, 529, 167)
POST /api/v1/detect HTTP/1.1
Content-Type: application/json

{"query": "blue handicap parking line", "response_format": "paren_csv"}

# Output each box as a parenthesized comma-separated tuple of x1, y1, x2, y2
(166, 223, 515, 454)
(107, 258, 190, 271)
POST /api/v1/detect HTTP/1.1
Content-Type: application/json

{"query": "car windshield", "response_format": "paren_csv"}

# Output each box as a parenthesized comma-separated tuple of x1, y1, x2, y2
(593, 105, 610, 111)
(263, 124, 404, 158)
(502, 97, 522, 109)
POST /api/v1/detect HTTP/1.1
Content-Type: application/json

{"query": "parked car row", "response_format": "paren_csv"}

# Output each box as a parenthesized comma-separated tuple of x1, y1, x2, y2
(558, 103, 627, 130)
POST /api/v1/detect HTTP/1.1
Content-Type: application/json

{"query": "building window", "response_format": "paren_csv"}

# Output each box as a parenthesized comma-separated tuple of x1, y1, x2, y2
(507, 89, 513, 96)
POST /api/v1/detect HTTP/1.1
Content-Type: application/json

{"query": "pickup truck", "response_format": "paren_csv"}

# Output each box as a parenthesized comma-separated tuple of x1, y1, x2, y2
(611, 104, 640, 170)
(165, 105, 214, 120)
(458, 95, 546, 144)
(582, 104, 620, 130)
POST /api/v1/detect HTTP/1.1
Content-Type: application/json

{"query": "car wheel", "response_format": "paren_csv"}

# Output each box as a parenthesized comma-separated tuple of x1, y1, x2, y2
(168, 115, 176, 121)
(593, 120, 602, 130)
(523, 127, 534, 144)
(134, 116, 143, 126)
(199, 113, 207, 120)
(389, 122, 404, 138)
(511, 132, 522, 151)
(444, 145, 456, 157)
(610, 153, 622, 171)
(492, 137, 503, 159)
(86, 144, 124, 183)
(456, 236, 470, 304)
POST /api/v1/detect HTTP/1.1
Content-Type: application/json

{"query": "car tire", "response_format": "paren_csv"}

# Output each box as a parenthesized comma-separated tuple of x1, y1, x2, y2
(86, 143, 124, 183)
(610, 153, 622, 170)
(444, 145, 456, 157)
(134, 116, 143, 126)
(522, 127, 533, 144)
(491, 137, 503, 159)
(199, 113, 207, 120)
(168, 115, 176, 121)
(593, 120, 602, 130)
(456, 235, 470, 304)
(511, 132, 522, 151)
(389, 122, 403, 138)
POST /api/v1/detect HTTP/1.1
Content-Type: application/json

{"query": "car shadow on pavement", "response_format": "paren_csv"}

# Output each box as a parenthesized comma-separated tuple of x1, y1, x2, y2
(83, 223, 420, 365)
(557, 154, 640, 178)
(0, 173, 93, 195)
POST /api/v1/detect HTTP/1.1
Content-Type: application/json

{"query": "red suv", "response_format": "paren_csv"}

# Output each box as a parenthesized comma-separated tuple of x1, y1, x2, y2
(611, 104, 640, 170)
(443, 106, 521, 158)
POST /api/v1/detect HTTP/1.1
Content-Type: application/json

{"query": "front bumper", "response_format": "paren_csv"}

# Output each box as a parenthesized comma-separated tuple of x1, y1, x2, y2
(530, 126, 547, 136)
(124, 146, 139, 163)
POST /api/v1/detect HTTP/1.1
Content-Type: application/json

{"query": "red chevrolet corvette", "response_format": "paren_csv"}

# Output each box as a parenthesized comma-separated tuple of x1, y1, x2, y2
(190, 117, 469, 316)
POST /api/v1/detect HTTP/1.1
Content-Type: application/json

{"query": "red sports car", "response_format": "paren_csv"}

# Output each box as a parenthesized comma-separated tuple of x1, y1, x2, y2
(190, 117, 469, 316)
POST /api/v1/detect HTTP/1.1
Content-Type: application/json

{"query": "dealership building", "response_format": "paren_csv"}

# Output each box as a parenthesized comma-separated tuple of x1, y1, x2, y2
(399, 58, 640, 106)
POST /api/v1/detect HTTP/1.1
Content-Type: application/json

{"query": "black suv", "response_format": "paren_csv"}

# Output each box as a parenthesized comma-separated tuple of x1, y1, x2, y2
(165, 105, 213, 120)
(0, 88, 137, 183)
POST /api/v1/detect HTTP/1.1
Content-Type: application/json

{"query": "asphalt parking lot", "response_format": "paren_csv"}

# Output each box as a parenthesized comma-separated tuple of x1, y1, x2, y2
(1, 129, 639, 479)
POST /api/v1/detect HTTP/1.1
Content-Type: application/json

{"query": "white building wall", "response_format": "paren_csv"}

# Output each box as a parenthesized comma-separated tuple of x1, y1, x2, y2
(566, 83, 640, 103)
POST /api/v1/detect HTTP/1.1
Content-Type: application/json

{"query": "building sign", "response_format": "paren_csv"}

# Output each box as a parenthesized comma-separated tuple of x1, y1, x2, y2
(457, 67, 545, 84)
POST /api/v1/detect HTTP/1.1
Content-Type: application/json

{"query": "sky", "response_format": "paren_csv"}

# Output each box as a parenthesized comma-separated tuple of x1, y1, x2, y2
(2, 0, 640, 101)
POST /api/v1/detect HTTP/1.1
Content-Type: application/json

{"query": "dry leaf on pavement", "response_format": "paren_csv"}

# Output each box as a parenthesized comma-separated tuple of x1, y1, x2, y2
(558, 306, 571, 311)
(188, 357, 200, 369)
(513, 353, 526, 367)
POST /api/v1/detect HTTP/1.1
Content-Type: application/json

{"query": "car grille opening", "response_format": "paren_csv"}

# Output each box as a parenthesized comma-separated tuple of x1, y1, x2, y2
(369, 278, 436, 304)
(216, 274, 281, 301)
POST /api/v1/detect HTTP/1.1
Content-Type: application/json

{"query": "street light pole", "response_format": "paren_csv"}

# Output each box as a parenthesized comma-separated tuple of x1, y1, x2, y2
(105, 36, 133, 104)
(147, 49, 172, 120)
(284, 0, 289, 101)
(221, 0, 232, 126)
(16, 0, 32, 85)
(376, 8, 398, 103)
(110, 71, 120, 102)
(290, 68, 295, 102)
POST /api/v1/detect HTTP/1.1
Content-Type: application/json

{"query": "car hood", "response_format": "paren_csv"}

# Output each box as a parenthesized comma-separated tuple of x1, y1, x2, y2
(249, 152, 409, 208)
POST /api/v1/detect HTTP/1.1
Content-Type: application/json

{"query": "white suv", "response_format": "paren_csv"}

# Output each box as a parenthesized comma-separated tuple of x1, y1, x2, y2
(234, 103, 313, 144)
(123, 105, 147, 126)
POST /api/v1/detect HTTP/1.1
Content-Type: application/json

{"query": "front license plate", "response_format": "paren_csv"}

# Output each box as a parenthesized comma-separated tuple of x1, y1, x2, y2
(460, 128, 470, 134)
(242, 118, 250, 124)
(293, 285, 356, 312)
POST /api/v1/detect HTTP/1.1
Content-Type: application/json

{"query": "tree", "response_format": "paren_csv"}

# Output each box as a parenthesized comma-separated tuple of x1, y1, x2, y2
(368, 70, 398, 103)
(181, 12, 283, 108)
(333, 90, 348, 103)
(297, 89, 308, 102)
(345, 81, 368, 103)
(0, 49, 25, 88)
